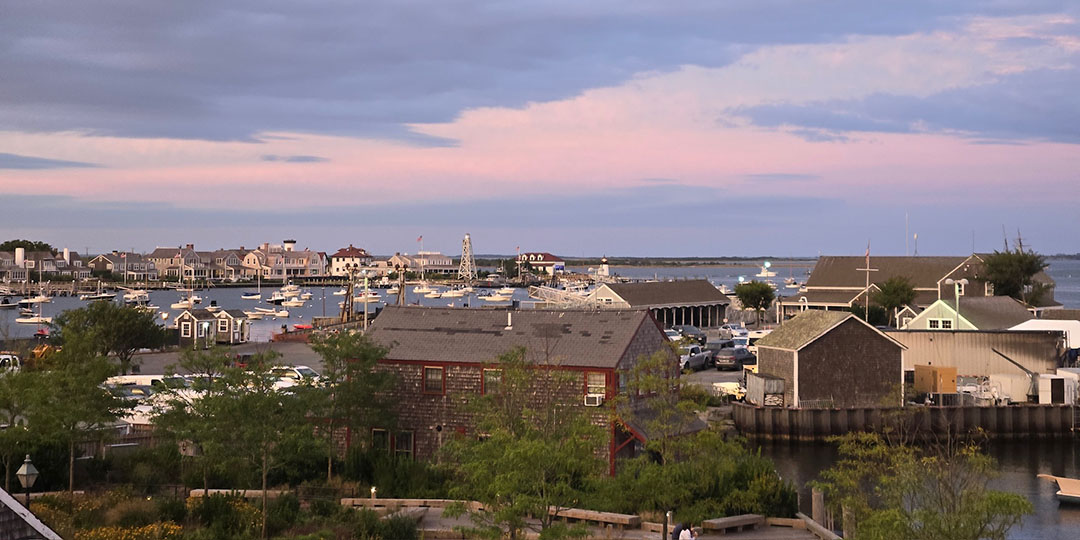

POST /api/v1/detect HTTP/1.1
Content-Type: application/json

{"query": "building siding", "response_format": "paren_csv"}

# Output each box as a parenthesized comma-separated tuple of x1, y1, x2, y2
(887, 330, 1065, 376)
(757, 348, 794, 405)
(797, 319, 902, 408)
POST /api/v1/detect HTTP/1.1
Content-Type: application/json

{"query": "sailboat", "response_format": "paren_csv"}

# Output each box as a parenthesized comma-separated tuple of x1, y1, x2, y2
(16, 297, 51, 324)
(242, 271, 262, 300)
(80, 281, 116, 301)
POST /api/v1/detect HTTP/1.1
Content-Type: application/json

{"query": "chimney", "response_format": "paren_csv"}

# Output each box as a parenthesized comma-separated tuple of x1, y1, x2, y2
(14, 247, 24, 266)
(63, 248, 70, 263)
(283, 239, 296, 252)
(186, 244, 194, 250)
(112, 250, 119, 256)
(505, 311, 513, 330)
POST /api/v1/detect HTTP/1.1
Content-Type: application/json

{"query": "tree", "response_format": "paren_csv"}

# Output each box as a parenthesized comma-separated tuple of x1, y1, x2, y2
(308, 331, 395, 482)
(814, 432, 1032, 540)
(184, 353, 315, 539)
(735, 281, 775, 326)
(982, 248, 1049, 306)
(51, 301, 166, 375)
(616, 348, 700, 464)
(871, 276, 916, 327)
(27, 352, 130, 492)
(0, 372, 36, 491)
(0, 239, 54, 254)
(444, 347, 605, 539)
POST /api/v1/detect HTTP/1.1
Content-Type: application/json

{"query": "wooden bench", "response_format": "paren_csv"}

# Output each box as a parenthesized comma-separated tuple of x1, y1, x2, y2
(548, 507, 641, 529)
(703, 514, 764, 534)
(188, 489, 289, 499)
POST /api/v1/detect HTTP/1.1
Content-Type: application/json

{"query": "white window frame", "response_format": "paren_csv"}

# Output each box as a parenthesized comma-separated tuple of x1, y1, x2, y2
(929, 319, 940, 329)
(218, 319, 229, 333)
(180, 322, 192, 338)
(956, 282, 965, 296)
(586, 372, 606, 395)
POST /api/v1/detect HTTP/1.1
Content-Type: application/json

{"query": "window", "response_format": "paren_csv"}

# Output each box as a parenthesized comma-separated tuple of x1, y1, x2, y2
(395, 431, 414, 458)
(901, 317, 913, 327)
(618, 372, 628, 394)
(986, 282, 994, 296)
(372, 429, 389, 453)
(197, 323, 206, 337)
(929, 318, 952, 330)
(956, 282, 966, 296)
(941, 319, 953, 330)
(218, 319, 229, 332)
(180, 322, 192, 338)
(482, 369, 501, 395)
(423, 366, 444, 394)
(586, 372, 606, 395)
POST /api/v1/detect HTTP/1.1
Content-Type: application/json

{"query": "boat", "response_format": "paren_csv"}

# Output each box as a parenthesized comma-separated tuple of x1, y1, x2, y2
(755, 261, 777, 278)
(332, 289, 348, 296)
(267, 292, 288, 305)
(170, 299, 194, 310)
(1038, 474, 1080, 504)
(19, 308, 34, 316)
(497, 287, 516, 295)
(0, 298, 16, 310)
(205, 301, 222, 313)
(241, 292, 261, 300)
(135, 304, 159, 314)
(254, 307, 276, 313)
(282, 298, 305, 307)
(293, 324, 313, 330)
(80, 291, 116, 301)
(16, 315, 51, 324)
(424, 292, 442, 299)
(243, 271, 263, 300)
(482, 294, 512, 302)
(280, 284, 301, 298)
(300, 292, 313, 300)
(784, 277, 801, 289)
(442, 289, 465, 298)
(275, 309, 290, 318)
(18, 294, 51, 306)
(387, 287, 400, 295)
(122, 289, 150, 304)
(413, 283, 436, 294)
(243, 310, 265, 320)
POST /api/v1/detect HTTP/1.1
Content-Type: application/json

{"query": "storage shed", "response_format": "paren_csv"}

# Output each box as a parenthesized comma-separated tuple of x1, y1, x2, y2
(755, 310, 906, 408)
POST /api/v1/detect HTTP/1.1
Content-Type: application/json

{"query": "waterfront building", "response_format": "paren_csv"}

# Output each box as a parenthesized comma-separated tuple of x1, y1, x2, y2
(886, 328, 1064, 379)
(778, 254, 1061, 321)
(88, 251, 159, 281)
(386, 251, 456, 275)
(5, 248, 92, 280)
(902, 296, 1032, 331)
(175, 308, 250, 348)
(148, 245, 208, 280)
(754, 310, 905, 408)
(590, 279, 730, 329)
(241, 241, 328, 279)
(516, 252, 565, 274)
(329, 244, 373, 276)
(365, 306, 677, 474)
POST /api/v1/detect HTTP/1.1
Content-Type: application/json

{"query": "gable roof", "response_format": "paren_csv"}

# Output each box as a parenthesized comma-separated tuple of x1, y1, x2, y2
(517, 252, 565, 264)
(368, 306, 657, 368)
(332, 245, 370, 258)
(757, 310, 905, 351)
(941, 296, 1033, 329)
(602, 280, 730, 308)
(177, 309, 217, 321)
(806, 256, 968, 289)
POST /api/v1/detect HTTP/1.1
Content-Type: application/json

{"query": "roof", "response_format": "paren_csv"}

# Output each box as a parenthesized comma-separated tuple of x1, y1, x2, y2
(779, 289, 863, 306)
(332, 245, 371, 258)
(602, 280, 730, 308)
(1042, 309, 1080, 321)
(806, 256, 968, 289)
(178, 309, 217, 321)
(368, 306, 655, 368)
(757, 310, 905, 351)
(517, 252, 565, 264)
(942, 296, 1033, 329)
(1011, 319, 1080, 349)
(220, 309, 248, 318)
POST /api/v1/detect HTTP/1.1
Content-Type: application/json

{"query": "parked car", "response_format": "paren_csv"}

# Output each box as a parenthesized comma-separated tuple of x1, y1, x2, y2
(679, 344, 712, 371)
(672, 325, 707, 345)
(719, 323, 749, 339)
(715, 347, 756, 371)
(271, 365, 322, 386)
(664, 328, 682, 341)
(0, 352, 20, 375)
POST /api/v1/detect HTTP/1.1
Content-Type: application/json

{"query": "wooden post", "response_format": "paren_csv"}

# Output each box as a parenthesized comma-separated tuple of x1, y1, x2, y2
(811, 488, 825, 526)
(842, 504, 855, 539)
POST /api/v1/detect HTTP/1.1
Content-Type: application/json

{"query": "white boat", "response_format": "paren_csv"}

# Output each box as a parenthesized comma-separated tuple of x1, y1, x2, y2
(497, 287, 516, 295)
(123, 289, 150, 303)
(241, 292, 261, 300)
(482, 294, 512, 302)
(18, 295, 51, 305)
(300, 292, 313, 300)
(267, 292, 288, 305)
(442, 289, 465, 298)
(275, 309, 290, 318)
(755, 261, 777, 278)
(424, 292, 442, 299)
(135, 304, 159, 313)
(282, 298, 305, 307)
(387, 287, 400, 295)
(170, 299, 194, 310)
(206, 305, 222, 313)
(243, 310, 265, 320)
(254, 307, 277, 313)
(1038, 474, 1080, 504)
(413, 283, 436, 294)
(16, 316, 52, 324)
(190, 295, 203, 305)
(0, 299, 17, 310)
(281, 284, 301, 298)
(332, 289, 348, 296)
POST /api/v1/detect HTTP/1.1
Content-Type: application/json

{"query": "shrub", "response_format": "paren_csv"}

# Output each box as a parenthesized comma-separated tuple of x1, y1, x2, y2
(309, 497, 342, 518)
(351, 509, 418, 540)
(73, 522, 183, 540)
(343, 447, 451, 498)
(154, 497, 187, 524)
(266, 493, 301, 535)
(104, 497, 157, 528)
(187, 494, 261, 536)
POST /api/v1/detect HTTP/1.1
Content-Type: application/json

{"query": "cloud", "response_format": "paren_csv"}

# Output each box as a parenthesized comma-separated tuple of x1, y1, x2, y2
(0, 1, 1070, 143)
(0, 152, 99, 169)
(261, 154, 329, 163)
(744, 173, 822, 183)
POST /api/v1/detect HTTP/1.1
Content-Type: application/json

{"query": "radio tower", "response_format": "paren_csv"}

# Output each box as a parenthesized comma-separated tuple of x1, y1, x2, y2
(458, 233, 477, 283)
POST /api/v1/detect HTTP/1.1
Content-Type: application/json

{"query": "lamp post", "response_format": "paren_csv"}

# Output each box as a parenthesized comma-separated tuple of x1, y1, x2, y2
(944, 278, 969, 330)
(16, 454, 38, 510)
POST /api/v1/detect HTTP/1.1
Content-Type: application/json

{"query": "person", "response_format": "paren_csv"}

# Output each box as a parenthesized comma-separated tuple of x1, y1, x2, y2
(679, 524, 697, 540)
(670, 523, 684, 540)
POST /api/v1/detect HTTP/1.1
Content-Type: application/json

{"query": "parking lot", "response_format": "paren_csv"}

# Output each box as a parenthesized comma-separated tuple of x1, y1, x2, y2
(681, 363, 745, 389)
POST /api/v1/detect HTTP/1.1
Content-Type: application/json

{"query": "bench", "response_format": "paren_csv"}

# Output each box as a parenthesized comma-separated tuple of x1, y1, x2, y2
(548, 507, 641, 529)
(703, 514, 764, 534)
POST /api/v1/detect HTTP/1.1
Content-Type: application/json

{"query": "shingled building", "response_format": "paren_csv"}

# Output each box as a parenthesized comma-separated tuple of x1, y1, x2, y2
(366, 306, 675, 474)
(590, 279, 730, 328)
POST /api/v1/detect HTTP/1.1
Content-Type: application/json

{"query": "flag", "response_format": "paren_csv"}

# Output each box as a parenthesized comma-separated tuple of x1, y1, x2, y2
(865, 241, 870, 266)
(416, 235, 423, 242)
(120, 253, 127, 258)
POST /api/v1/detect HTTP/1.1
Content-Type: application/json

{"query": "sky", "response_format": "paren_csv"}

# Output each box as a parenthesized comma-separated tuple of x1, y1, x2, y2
(1, 1, 1078, 258)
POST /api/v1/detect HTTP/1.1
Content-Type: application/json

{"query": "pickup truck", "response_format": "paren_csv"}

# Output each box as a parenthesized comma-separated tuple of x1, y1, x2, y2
(679, 344, 713, 371)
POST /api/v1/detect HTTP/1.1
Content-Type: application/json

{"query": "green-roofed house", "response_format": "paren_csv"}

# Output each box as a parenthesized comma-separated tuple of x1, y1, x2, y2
(755, 310, 906, 408)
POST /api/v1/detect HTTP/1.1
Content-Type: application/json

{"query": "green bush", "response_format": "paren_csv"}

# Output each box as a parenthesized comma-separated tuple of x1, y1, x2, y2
(343, 447, 450, 498)
(103, 497, 157, 528)
(309, 498, 342, 518)
(188, 494, 260, 537)
(154, 496, 187, 524)
(352, 508, 418, 540)
(266, 493, 301, 536)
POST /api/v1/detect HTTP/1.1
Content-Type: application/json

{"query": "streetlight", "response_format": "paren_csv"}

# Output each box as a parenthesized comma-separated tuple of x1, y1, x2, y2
(16, 454, 38, 510)
(944, 278, 968, 330)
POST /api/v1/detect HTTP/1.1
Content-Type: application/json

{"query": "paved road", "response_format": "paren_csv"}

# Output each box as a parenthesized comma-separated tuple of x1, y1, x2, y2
(682, 364, 744, 389)
(134, 342, 323, 375)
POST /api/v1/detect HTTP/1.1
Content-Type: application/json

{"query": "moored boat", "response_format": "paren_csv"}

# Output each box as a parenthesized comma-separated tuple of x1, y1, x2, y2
(1038, 474, 1080, 504)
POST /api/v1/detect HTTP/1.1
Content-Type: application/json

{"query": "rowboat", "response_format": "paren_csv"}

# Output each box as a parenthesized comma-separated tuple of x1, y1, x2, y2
(1039, 474, 1080, 504)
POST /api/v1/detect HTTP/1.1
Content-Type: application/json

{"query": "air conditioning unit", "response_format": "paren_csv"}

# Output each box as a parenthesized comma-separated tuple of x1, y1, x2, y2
(584, 394, 604, 407)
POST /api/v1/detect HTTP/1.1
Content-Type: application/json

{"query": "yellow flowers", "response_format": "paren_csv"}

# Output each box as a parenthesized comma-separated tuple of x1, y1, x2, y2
(73, 522, 183, 540)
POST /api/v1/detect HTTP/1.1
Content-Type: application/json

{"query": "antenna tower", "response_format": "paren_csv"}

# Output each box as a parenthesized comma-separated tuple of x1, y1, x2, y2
(458, 233, 477, 283)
